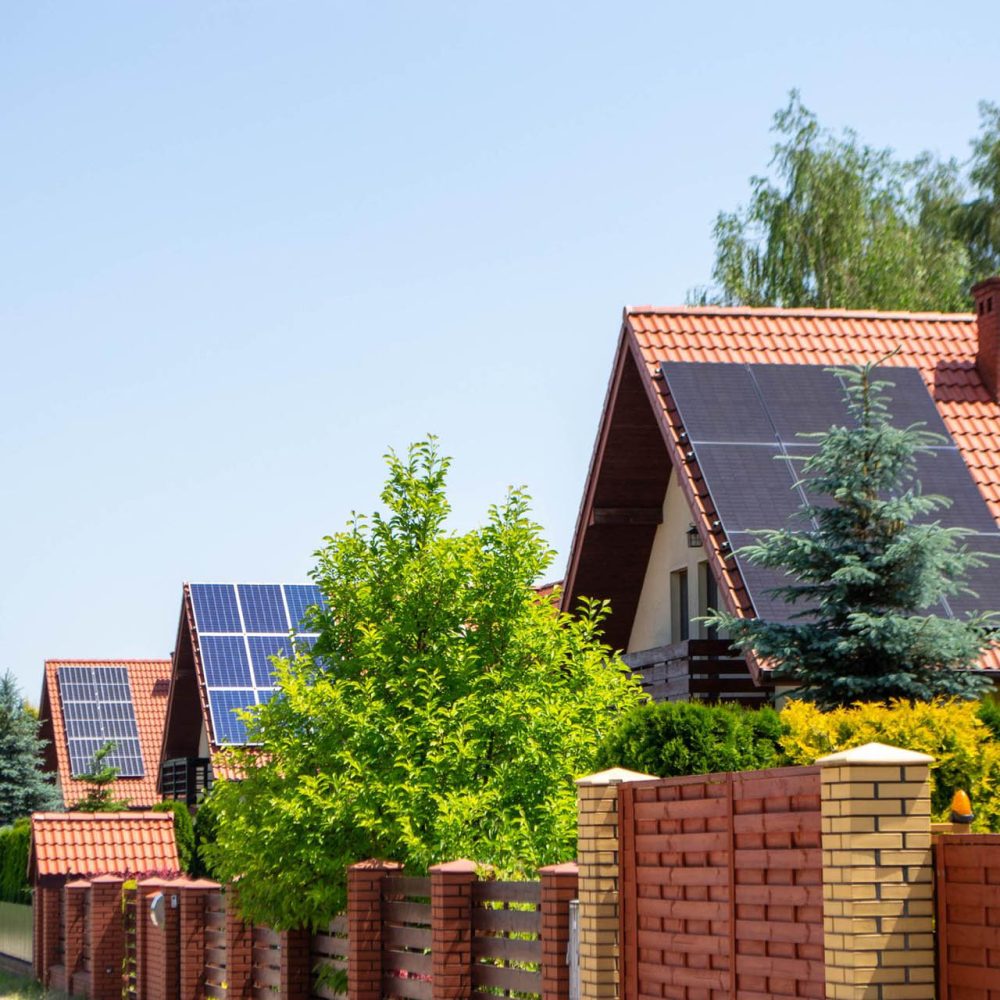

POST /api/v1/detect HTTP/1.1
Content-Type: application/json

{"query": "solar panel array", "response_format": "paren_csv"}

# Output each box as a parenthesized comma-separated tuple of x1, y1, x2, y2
(188, 583, 326, 745)
(661, 362, 1000, 622)
(57, 665, 145, 777)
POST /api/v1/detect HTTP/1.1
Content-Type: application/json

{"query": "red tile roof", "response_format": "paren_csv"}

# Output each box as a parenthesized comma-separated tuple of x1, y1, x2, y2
(624, 306, 1000, 670)
(40, 660, 173, 808)
(30, 811, 179, 879)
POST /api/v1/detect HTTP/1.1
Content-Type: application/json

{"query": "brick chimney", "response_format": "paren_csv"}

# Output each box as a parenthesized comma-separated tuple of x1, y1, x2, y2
(974, 276, 1000, 400)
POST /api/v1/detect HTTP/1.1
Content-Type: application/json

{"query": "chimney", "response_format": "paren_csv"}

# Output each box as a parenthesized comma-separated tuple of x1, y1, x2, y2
(974, 276, 1000, 400)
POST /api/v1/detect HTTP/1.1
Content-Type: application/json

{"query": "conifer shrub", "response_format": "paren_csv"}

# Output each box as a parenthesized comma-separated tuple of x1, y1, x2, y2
(780, 698, 1000, 829)
(152, 801, 195, 874)
(0, 819, 32, 904)
(594, 701, 784, 778)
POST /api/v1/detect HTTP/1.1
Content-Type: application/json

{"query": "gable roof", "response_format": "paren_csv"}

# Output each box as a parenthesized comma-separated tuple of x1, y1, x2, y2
(30, 811, 179, 881)
(39, 659, 173, 808)
(563, 305, 1000, 669)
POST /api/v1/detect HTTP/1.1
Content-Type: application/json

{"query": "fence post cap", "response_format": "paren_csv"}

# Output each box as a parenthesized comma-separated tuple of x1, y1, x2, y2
(576, 767, 658, 786)
(349, 858, 404, 872)
(815, 742, 934, 767)
(538, 861, 579, 875)
(88, 874, 124, 884)
(429, 859, 479, 874)
(65, 878, 91, 889)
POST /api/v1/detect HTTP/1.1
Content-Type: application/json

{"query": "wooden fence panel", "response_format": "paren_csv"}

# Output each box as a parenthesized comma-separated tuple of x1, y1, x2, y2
(382, 876, 432, 1000)
(312, 914, 348, 1000)
(205, 890, 227, 1000)
(252, 924, 281, 999)
(619, 766, 823, 1000)
(936, 834, 1000, 999)
(471, 880, 542, 1000)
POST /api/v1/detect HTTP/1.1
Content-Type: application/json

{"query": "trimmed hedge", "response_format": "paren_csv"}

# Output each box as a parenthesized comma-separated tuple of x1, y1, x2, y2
(152, 801, 195, 873)
(594, 700, 784, 778)
(0, 819, 31, 904)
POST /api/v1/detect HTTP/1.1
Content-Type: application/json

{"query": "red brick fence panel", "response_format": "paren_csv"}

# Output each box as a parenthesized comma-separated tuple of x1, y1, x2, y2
(311, 914, 348, 1000)
(383, 875, 433, 1000)
(471, 879, 542, 1000)
(935, 833, 1000, 999)
(205, 889, 227, 999)
(618, 765, 823, 1000)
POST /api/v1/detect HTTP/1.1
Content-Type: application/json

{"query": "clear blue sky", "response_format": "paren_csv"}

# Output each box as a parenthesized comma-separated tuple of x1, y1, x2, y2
(2, 1, 996, 698)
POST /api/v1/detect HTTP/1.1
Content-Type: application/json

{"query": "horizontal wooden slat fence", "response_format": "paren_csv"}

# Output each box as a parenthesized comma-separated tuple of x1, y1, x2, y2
(204, 889, 227, 1000)
(936, 833, 1000, 999)
(382, 876, 432, 1000)
(618, 765, 823, 1000)
(471, 880, 542, 1000)
(311, 914, 348, 1000)
(253, 924, 282, 998)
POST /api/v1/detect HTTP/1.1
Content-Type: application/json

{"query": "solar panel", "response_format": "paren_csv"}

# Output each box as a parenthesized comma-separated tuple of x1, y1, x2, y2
(56, 666, 145, 777)
(189, 583, 326, 745)
(661, 362, 1000, 622)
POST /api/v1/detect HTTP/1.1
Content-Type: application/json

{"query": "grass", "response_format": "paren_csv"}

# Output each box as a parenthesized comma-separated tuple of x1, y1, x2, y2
(0, 970, 62, 999)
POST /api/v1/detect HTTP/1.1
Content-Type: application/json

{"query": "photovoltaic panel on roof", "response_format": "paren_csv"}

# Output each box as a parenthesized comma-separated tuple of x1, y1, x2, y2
(57, 665, 145, 777)
(189, 583, 326, 745)
(661, 362, 1000, 623)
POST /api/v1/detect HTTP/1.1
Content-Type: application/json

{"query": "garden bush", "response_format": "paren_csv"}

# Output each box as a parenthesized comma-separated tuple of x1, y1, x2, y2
(0, 819, 32, 904)
(152, 801, 195, 874)
(595, 701, 784, 778)
(780, 698, 1000, 830)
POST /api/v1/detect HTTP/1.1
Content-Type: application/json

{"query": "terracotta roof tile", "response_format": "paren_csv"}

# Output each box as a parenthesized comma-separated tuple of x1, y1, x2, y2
(623, 305, 1000, 670)
(30, 812, 179, 879)
(41, 660, 172, 808)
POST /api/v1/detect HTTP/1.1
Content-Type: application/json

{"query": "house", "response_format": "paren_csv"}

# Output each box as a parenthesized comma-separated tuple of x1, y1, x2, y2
(158, 581, 325, 802)
(562, 277, 1000, 703)
(37, 659, 173, 809)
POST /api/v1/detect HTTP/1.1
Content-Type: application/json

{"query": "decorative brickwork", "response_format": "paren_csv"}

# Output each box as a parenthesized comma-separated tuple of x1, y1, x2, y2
(348, 859, 403, 1000)
(540, 862, 578, 1000)
(576, 767, 656, 1000)
(63, 879, 88, 986)
(818, 743, 936, 1000)
(430, 859, 478, 1000)
(88, 875, 125, 1000)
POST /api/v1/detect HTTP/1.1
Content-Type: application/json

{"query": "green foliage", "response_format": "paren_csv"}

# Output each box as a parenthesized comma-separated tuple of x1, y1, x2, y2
(706, 362, 998, 708)
(70, 741, 130, 812)
(977, 694, 1000, 741)
(205, 439, 645, 929)
(595, 701, 783, 777)
(707, 92, 971, 311)
(190, 793, 220, 879)
(0, 672, 59, 825)
(780, 699, 1000, 830)
(951, 101, 1000, 282)
(152, 801, 195, 874)
(0, 819, 31, 904)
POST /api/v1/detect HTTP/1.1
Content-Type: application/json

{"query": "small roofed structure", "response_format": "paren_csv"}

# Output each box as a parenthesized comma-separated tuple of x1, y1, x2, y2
(30, 811, 180, 885)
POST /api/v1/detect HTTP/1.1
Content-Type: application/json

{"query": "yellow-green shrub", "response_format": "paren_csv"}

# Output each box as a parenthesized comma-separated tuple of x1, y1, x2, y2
(780, 698, 1000, 831)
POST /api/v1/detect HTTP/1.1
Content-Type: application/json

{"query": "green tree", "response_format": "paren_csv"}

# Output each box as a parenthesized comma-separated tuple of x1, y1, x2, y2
(706, 363, 998, 708)
(706, 93, 971, 311)
(152, 801, 196, 873)
(0, 672, 59, 824)
(70, 741, 129, 812)
(951, 101, 1000, 282)
(205, 439, 644, 928)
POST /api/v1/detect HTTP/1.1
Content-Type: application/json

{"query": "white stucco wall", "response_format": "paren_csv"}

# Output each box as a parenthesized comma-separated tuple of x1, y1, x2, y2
(627, 471, 718, 652)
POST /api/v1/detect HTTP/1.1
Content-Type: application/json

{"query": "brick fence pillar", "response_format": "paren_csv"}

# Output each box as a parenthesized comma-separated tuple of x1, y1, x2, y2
(89, 875, 125, 1000)
(539, 862, 579, 1000)
(817, 742, 936, 1000)
(179, 878, 220, 1000)
(34, 883, 62, 985)
(225, 885, 254, 1000)
(348, 859, 403, 1000)
(429, 859, 477, 1000)
(138, 879, 180, 1000)
(279, 927, 312, 999)
(576, 768, 656, 1000)
(63, 880, 89, 989)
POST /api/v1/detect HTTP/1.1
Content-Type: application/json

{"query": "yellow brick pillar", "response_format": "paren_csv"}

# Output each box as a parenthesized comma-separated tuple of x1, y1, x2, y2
(817, 742, 936, 1000)
(576, 767, 656, 1000)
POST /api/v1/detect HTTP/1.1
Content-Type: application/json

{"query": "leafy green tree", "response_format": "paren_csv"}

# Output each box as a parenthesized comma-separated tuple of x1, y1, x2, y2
(706, 363, 998, 708)
(205, 439, 644, 928)
(70, 741, 129, 812)
(951, 101, 1000, 283)
(706, 92, 971, 311)
(0, 672, 59, 824)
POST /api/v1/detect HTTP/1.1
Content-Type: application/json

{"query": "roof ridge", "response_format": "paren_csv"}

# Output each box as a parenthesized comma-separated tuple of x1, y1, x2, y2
(625, 304, 975, 321)
(45, 658, 171, 665)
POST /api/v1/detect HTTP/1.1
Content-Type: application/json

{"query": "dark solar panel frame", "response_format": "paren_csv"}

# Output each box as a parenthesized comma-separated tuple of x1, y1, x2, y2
(189, 583, 325, 746)
(662, 362, 1000, 622)
(57, 665, 145, 777)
